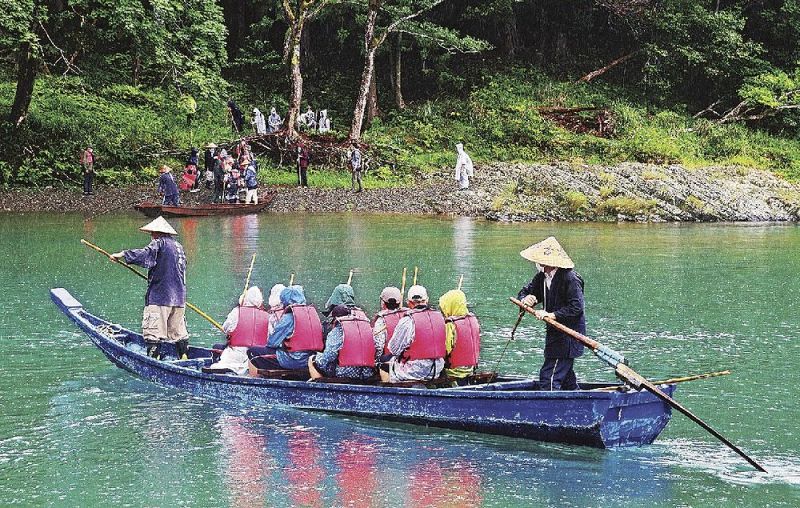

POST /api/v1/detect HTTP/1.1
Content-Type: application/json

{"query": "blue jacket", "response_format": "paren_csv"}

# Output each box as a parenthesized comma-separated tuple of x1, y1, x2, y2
(518, 269, 585, 359)
(266, 286, 312, 369)
(158, 172, 179, 197)
(124, 237, 186, 307)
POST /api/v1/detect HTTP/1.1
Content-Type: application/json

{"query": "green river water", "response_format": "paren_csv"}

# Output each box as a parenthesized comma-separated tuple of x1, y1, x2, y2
(1, 212, 799, 507)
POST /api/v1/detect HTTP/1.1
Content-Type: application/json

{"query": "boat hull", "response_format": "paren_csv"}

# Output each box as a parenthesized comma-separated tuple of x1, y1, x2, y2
(51, 288, 673, 448)
(134, 199, 270, 217)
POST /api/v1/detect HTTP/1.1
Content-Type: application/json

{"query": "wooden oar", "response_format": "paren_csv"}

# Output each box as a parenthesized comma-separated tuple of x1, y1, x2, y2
(509, 297, 767, 473)
(240, 252, 257, 300)
(457, 274, 464, 291)
(593, 370, 732, 391)
(347, 269, 354, 286)
(400, 267, 407, 300)
(81, 239, 224, 332)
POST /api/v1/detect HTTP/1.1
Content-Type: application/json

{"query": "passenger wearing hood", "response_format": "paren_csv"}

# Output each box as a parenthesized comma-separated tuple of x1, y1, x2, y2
(252, 108, 267, 135)
(250, 286, 321, 371)
(318, 109, 331, 133)
(207, 286, 267, 375)
(309, 304, 377, 381)
(266, 283, 286, 336)
(322, 283, 367, 337)
(439, 289, 479, 380)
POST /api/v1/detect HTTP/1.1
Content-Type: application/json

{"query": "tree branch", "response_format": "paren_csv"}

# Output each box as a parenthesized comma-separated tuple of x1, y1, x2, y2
(577, 51, 637, 83)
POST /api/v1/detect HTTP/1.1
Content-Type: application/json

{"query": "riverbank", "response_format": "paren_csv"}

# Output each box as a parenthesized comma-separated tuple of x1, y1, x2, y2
(2, 162, 799, 221)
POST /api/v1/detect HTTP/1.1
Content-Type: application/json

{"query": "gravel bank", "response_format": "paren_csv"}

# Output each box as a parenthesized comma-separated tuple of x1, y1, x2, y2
(2, 162, 798, 221)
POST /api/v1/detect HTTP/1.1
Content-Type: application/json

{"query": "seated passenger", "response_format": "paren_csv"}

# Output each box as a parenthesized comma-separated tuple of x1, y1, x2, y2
(379, 285, 446, 383)
(308, 305, 377, 381)
(249, 285, 322, 372)
(372, 286, 407, 355)
(266, 283, 287, 336)
(208, 286, 267, 375)
(322, 283, 368, 337)
(439, 289, 480, 381)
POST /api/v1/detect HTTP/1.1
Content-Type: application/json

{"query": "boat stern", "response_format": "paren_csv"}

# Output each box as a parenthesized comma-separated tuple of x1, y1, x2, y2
(600, 385, 675, 447)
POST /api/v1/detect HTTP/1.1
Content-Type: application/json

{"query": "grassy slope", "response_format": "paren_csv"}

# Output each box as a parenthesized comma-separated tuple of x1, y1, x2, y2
(3, 69, 800, 189)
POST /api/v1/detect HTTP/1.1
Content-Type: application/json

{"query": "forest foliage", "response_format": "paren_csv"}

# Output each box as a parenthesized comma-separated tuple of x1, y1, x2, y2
(3, 0, 800, 187)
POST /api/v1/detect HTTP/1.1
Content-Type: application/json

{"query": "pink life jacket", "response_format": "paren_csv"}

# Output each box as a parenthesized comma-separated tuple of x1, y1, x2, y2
(285, 304, 324, 352)
(337, 315, 376, 367)
(375, 308, 408, 355)
(351, 307, 369, 321)
(446, 314, 481, 367)
(228, 306, 270, 348)
(403, 308, 446, 361)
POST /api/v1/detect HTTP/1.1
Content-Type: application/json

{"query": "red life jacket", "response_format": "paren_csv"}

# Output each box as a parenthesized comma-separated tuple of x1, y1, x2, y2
(351, 307, 369, 321)
(228, 306, 270, 348)
(337, 316, 376, 367)
(446, 314, 481, 367)
(285, 304, 323, 352)
(375, 308, 408, 355)
(403, 308, 446, 361)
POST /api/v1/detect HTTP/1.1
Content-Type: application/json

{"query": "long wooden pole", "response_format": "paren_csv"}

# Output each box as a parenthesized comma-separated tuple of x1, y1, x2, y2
(593, 370, 732, 392)
(412, 266, 418, 286)
(241, 252, 257, 300)
(457, 274, 464, 291)
(289, 272, 295, 286)
(81, 239, 224, 332)
(400, 267, 407, 299)
(347, 269, 354, 286)
(509, 297, 767, 473)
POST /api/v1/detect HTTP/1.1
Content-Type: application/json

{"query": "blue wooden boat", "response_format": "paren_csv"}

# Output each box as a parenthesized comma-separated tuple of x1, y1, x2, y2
(51, 288, 675, 448)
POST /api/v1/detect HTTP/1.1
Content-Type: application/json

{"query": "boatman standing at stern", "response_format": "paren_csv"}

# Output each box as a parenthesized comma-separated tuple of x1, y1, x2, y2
(110, 216, 188, 360)
(517, 236, 585, 390)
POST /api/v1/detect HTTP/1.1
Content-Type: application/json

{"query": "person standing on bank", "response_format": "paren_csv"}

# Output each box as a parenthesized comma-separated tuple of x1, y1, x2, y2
(454, 143, 473, 190)
(517, 236, 585, 391)
(157, 165, 180, 206)
(350, 142, 363, 193)
(110, 216, 188, 360)
(81, 146, 95, 195)
(297, 141, 310, 188)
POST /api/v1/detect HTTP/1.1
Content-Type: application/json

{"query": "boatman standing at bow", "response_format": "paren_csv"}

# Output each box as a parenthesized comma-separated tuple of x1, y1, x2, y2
(110, 216, 188, 360)
(517, 236, 585, 391)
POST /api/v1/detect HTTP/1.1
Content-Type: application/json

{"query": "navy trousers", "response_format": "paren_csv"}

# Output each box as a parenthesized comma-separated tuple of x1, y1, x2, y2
(538, 358, 578, 391)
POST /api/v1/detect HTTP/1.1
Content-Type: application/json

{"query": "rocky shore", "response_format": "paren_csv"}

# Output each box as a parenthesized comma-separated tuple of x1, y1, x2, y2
(2, 162, 799, 221)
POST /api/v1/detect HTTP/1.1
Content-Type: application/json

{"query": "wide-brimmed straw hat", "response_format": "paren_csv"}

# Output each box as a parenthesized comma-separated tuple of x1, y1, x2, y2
(519, 236, 574, 269)
(206, 142, 217, 149)
(139, 216, 178, 236)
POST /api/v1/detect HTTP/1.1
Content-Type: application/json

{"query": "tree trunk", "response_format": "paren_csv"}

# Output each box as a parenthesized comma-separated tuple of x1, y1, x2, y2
(393, 32, 405, 109)
(366, 64, 381, 128)
(286, 19, 305, 138)
(9, 41, 38, 128)
(501, 8, 518, 58)
(349, 5, 380, 141)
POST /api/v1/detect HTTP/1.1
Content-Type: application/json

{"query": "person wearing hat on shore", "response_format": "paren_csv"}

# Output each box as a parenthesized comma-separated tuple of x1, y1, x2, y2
(203, 143, 217, 190)
(110, 216, 188, 360)
(373, 286, 407, 356)
(349, 141, 363, 193)
(157, 165, 180, 206)
(308, 304, 377, 381)
(268, 107, 283, 133)
(81, 146, 95, 196)
(517, 236, 585, 391)
(379, 284, 446, 383)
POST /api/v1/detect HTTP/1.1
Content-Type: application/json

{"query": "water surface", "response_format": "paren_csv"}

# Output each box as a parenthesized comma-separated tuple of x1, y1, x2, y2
(1, 213, 798, 506)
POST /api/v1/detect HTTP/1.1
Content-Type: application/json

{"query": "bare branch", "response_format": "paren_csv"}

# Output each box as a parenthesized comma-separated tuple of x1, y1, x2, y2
(577, 51, 637, 83)
(38, 20, 81, 76)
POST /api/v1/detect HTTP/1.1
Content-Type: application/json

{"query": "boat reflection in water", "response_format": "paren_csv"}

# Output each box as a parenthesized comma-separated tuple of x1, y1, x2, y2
(209, 406, 671, 507)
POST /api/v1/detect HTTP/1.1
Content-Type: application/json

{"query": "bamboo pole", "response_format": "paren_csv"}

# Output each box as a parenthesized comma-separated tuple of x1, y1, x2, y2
(81, 239, 224, 332)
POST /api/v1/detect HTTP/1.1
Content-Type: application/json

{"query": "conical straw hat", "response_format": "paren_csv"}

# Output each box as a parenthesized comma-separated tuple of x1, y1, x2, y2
(519, 236, 574, 268)
(139, 216, 178, 236)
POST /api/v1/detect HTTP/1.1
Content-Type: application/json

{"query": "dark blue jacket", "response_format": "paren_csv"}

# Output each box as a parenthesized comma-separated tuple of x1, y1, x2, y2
(158, 172, 179, 197)
(518, 269, 585, 359)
